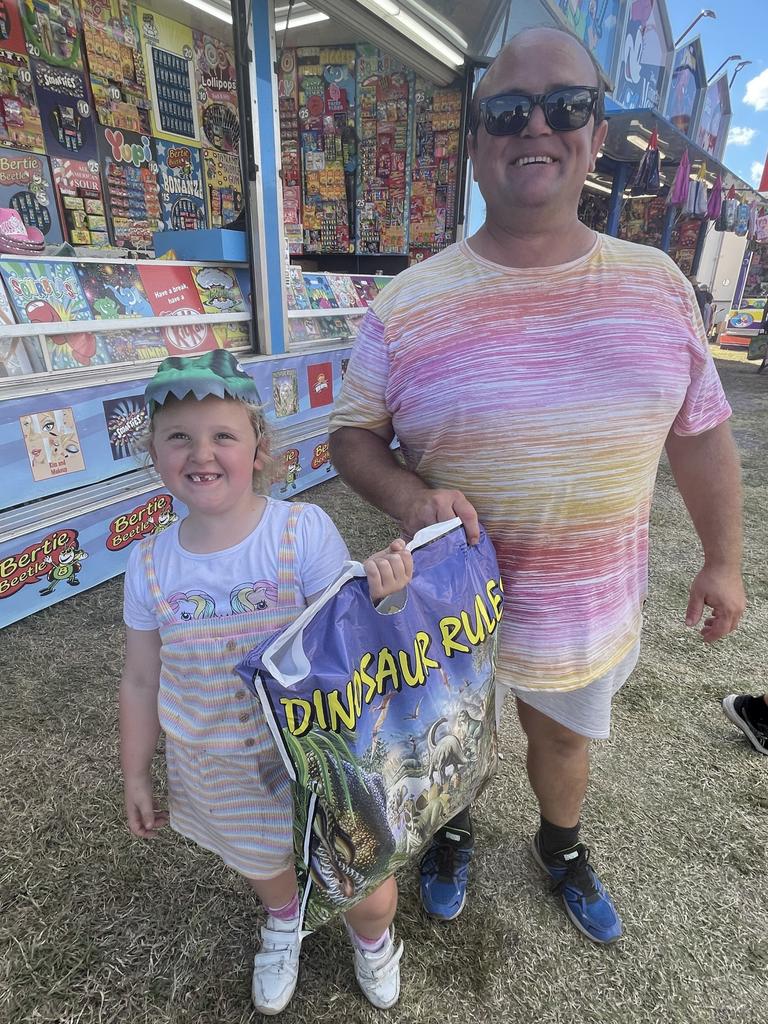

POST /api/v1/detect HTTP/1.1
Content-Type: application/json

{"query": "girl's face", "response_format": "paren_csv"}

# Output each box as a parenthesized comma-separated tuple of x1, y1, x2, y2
(149, 396, 263, 518)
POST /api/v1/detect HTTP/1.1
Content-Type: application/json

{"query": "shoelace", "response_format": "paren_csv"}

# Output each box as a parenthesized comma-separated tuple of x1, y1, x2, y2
(550, 845, 600, 902)
(421, 842, 473, 882)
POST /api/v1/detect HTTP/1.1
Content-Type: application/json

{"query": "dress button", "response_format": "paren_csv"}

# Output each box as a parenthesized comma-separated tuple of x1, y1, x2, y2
(239, 712, 250, 723)
(244, 737, 255, 747)
(235, 690, 247, 701)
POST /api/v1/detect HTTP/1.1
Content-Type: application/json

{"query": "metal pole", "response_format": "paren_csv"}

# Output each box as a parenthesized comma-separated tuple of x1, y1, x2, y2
(605, 162, 629, 237)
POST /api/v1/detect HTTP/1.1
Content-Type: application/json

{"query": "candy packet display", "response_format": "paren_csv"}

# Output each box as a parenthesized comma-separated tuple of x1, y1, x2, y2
(238, 518, 502, 931)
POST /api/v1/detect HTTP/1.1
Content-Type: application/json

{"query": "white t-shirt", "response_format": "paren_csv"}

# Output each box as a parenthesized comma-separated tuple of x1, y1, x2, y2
(124, 498, 349, 630)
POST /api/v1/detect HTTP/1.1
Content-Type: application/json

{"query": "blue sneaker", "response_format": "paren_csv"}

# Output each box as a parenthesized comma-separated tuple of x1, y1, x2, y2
(531, 831, 623, 944)
(419, 823, 474, 921)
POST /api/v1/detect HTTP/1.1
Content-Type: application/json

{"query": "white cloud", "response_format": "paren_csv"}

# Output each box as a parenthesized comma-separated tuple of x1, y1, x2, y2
(727, 126, 757, 146)
(750, 161, 764, 186)
(744, 68, 768, 111)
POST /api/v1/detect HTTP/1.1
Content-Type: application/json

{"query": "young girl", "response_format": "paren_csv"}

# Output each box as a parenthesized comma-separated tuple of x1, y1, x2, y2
(120, 351, 412, 1014)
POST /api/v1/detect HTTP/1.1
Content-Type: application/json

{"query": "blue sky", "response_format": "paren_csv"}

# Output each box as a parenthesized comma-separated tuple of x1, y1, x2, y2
(668, 0, 767, 186)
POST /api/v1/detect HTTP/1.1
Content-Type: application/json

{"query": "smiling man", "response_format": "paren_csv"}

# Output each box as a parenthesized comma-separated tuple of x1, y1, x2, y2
(329, 27, 745, 945)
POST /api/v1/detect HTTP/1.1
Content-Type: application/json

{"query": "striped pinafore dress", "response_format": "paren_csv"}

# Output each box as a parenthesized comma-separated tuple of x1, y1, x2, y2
(141, 504, 306, 879)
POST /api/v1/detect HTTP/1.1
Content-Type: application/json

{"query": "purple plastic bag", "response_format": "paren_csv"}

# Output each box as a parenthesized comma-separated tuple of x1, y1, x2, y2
(238, 519, 502, 931)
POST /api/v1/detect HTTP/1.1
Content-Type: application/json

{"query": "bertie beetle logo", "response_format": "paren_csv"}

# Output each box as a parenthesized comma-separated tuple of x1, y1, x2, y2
(0, 528, 88, 600)
(106, 494, 178, 551)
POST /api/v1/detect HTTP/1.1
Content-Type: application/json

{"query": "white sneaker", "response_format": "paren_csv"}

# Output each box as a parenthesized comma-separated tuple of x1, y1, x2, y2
(251, 916, 305, 1015)
(348, 927, 404, 1010)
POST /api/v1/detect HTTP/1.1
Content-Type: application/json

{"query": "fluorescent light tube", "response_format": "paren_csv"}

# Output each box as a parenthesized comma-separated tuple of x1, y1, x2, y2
(275, 12, 331, 31)
(178, 0, 232, 24)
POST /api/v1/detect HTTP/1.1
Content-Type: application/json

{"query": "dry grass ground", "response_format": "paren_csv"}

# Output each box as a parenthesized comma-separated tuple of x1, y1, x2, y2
(1, 354, 766, 1024)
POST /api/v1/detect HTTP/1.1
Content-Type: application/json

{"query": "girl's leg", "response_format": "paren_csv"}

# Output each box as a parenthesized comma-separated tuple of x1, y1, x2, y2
(344, 877, 403, 1010)
(247, 867, 303, 1016)
(247, 866, 299, 915)
(344, 874, 398, 940)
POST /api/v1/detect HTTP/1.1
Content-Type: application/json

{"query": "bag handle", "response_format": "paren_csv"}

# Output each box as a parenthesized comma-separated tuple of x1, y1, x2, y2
(260, 517, 464, 686)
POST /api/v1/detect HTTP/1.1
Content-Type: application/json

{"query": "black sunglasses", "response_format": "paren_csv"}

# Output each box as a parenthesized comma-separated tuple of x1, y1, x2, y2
(478, 87, 598, 136)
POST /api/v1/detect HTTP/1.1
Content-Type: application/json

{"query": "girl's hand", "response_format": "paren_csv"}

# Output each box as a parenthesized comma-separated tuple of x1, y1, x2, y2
(364, 539, 413, 602)
(124, 775, 169, 839)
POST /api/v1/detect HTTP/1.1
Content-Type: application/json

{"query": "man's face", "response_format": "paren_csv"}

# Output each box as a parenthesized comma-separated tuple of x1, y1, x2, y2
(468, 33, 608, 221)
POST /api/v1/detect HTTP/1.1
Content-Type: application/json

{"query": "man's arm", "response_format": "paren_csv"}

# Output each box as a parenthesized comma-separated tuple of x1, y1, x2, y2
(330, 426, 480, 543)
(664, 420, 746, 641)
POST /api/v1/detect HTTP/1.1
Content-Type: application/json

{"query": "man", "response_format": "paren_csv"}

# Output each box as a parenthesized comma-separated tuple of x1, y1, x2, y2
(329, 26, 745, 944)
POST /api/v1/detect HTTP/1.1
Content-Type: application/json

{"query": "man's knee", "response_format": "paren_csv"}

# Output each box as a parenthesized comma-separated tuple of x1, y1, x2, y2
(516, 699, 589, 756)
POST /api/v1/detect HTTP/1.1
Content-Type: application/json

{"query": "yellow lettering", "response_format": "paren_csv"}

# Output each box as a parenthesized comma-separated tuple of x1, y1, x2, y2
(359, 652, 377, 704)
(439, 616, 470, 657)
(486, 578, 503, 622)
(281, 697, 313, 737)
(376, 647, 401, 692)
(312, 689, 328, 730)
(398, 646, 425, 688)
(415, 631, 439, 671)
(327, 687, 356, 731)
(461, 601, 487, 646)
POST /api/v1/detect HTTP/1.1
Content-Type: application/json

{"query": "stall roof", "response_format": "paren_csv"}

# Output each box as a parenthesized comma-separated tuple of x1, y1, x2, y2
(603, 105, 761, 199)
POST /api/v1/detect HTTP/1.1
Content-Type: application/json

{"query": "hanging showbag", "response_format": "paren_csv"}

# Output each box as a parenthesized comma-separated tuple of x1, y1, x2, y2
(667, 150, 691, 207)
(735, 202, 750, 236)
(629, 128, 660, 196)
(706, 175, 723, 221)
(238, 519, 502, 932)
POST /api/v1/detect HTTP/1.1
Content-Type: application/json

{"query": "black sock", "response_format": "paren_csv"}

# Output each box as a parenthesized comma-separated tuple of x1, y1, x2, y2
(746, 695, 768, 723)
(539, 815, 580, 859)
(435, 807, 473, 847)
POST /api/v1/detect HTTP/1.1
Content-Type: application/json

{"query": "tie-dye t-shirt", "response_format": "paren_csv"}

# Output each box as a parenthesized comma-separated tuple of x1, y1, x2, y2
(330, 234, 732, 691)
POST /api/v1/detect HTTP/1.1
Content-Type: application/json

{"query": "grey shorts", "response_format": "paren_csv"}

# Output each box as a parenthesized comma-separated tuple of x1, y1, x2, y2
(497, 640, 641, 740)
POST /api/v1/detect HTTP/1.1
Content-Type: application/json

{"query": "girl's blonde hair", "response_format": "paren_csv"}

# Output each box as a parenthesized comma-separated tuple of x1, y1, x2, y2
(137, 394, 274, 494)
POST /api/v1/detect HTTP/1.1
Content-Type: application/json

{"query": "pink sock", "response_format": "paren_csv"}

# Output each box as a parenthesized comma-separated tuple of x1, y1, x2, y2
(267, 893, 299, 921)
(353, 928, 390, 953)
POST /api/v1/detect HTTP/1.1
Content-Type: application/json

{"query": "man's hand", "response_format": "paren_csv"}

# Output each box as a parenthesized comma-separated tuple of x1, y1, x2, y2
(402, 488, 480, 545)
(124, 775, 169, 839)
(364, 539, 414, 602)
(685, 565, 746, 642)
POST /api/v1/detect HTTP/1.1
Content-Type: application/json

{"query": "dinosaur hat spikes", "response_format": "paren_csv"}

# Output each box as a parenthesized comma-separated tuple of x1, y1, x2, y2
(145, 350, 261, 414)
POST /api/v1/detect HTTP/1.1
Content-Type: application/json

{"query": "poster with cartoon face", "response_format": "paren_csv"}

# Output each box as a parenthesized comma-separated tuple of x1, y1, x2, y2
(192, 265, 246, 314)
(102, 394, 149, 461)
(20, 406, 86, 482)
(75, 262, 154, 319)
(155, 140, 206, 230)
(30, 60, 98, 161)
(0, 259, 92, 323)
(307, 361, 333, 408)
(0, 147, 63, 241)
(666, 43, 703, 137)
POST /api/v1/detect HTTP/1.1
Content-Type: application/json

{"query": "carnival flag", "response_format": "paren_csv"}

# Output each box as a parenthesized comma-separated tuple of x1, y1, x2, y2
(667, 149, 691, 206)
(238, 519, 501, 932)
(759, 152, 768, 193)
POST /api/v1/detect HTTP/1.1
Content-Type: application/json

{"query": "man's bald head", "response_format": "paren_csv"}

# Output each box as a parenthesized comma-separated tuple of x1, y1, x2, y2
(468, 26, 606, 135)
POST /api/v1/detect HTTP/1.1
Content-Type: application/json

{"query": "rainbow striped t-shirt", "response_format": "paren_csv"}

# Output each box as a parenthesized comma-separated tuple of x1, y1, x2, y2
(330, 234, 732, 691)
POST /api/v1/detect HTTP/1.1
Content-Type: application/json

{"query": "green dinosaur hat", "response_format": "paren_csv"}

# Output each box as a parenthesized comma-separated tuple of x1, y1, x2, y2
(145, 350, 261, 414)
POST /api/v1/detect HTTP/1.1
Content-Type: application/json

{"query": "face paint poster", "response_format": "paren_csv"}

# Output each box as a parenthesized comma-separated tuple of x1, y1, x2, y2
(50, 156, 107, 247)
(191, 265, 245, 315)
(0, 259, 92, 323)
(154, 140, 206, 231)
(137, 263, 204, 316)
(75, 262, 154, 319)
(0, 51, 45, 152)
(0, 147, 63, 241)
(138, 8, 199, 146)
(97, 124, 162, 250)
(31, 59, 97, 161)
(202, 147, 241, 227)
(193, 31, 239, 153)
(20, 406, 86, 482)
